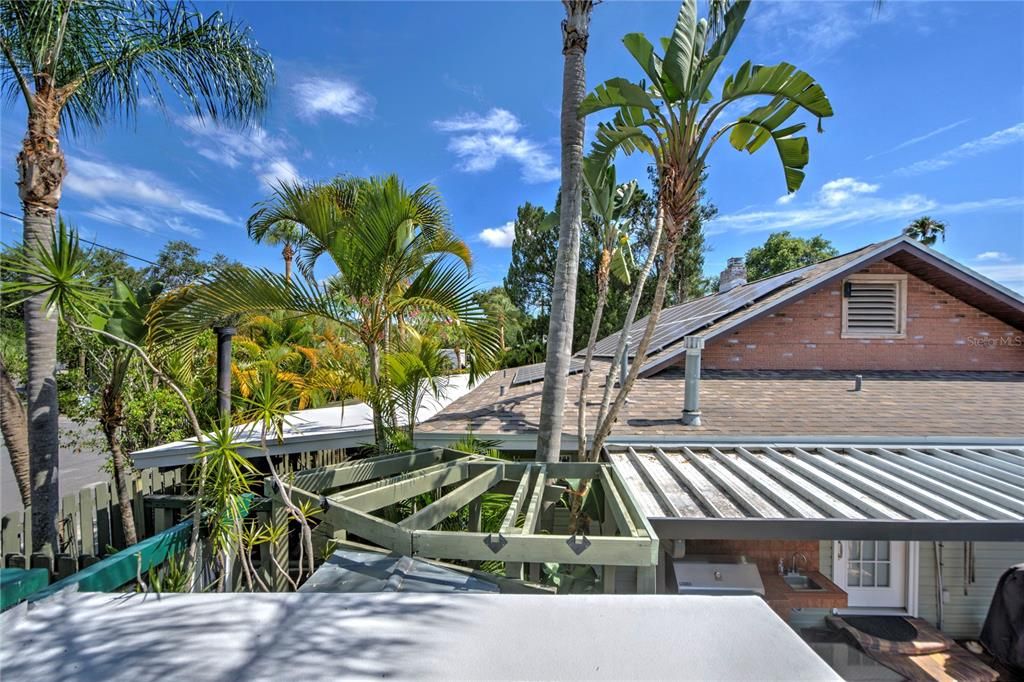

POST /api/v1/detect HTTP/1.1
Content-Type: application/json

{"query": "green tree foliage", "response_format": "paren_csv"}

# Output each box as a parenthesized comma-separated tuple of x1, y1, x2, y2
(474, 287, 526, 352)
(744, 231, 838, 281)
(504, 203, 557, 318)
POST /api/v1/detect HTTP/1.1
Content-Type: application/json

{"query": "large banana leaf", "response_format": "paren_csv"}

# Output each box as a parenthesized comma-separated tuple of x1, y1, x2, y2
(662, 0, 700, 95)
(721, 61, 833, 120)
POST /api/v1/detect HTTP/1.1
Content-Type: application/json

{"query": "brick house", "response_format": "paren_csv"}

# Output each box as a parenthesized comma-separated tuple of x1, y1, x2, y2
(418, 235, 1024, 651)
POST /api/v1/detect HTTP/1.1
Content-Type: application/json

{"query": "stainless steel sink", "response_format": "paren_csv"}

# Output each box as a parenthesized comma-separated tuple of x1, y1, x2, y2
(783, 574, 825, 591)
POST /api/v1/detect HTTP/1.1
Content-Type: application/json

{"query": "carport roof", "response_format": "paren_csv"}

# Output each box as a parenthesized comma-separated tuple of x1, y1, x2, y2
(606, 443, 1024, 542)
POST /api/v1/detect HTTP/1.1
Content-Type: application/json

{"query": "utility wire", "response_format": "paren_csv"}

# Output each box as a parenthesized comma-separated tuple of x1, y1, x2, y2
(1, 208, 161, 266)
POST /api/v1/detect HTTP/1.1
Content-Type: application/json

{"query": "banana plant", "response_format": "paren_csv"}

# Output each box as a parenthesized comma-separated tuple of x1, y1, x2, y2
(581, 0, 834, 456)
(575, 155, 639, 462)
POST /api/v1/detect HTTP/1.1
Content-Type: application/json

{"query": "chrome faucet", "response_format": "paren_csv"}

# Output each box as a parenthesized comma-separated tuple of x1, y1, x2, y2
(790, 552, 808, 575)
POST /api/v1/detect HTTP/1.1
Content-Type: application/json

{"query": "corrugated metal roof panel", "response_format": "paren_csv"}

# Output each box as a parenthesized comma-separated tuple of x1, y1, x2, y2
(606, 443, 1024, 540)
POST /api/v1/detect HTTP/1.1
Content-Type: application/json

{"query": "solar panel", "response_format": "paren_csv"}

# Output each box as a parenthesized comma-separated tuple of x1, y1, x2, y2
(586, 268, 807, 360)
(511, 358, 586, 386)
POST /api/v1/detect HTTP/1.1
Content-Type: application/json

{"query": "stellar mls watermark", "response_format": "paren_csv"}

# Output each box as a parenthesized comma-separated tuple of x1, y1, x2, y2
(966, 335, 1024, 348)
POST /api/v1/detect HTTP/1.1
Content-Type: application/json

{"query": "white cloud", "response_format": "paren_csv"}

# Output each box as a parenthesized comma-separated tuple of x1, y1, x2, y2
(865, 118, 970, 160)
(818, 177, 880, 207)
(747, 1, 884, 61)
(434, 108, 559, 184)
(478, 221, 516, 248)
(895, 122, 1024, 176)
(975, 251, 1012, 262)
(292, 77, 373, 122)
(258, 159, 302, 191)
(65, 156, 232, 227)
(776, 193, 797, 205)
(711, 177, 1024, 235)
(974, 262, 1024, 294)
(178, 116, 302, 191)
(435, 109, 521, 135)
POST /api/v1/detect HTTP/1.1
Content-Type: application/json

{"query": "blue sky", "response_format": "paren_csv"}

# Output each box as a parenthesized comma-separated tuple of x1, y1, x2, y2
(2, 1, 1022, 292)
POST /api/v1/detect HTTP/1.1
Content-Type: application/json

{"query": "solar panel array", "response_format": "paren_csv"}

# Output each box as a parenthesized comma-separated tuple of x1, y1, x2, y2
(511, 358, 586, 386)
(509, 268, 808, 386)
(587, 268, 807, 360)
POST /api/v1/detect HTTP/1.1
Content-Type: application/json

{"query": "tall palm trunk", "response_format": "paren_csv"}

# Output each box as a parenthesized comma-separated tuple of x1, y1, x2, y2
(0, 356, 31, 507)
(282, 242, 294, 283)
(366, 339, 384, 443)
(100, 365, 138, 546)
(591, 209, 688, 455)
(575, 250, 611, 461)
(536, 0, 592, 463)
(18, 84, 66, 552)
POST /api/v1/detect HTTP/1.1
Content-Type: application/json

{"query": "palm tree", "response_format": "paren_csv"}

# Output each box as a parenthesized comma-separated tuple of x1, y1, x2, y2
(576, 157, 638, 461)
(1, 0, 273, 551)
(150, 175, 500, 443)
(582, 0, 834, 456)
(536, 0, 595, 464)
(247, 219, 304, 283)
(903, 216, 947, 246)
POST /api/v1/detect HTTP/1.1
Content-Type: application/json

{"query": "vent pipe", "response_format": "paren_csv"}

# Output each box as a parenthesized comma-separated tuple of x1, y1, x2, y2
(719, 257, 747, 293)
(682, 336, 704, 426)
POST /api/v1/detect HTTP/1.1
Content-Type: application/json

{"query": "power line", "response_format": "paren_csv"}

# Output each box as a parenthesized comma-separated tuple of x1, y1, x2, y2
(0, 209, 160, 266)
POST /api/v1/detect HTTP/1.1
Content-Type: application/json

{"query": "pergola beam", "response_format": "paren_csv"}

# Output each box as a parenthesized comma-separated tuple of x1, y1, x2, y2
(292, 448, 447, 492)
(412, 531, 654, 566)
(501, 466, 534, 535)
(521, 465, 547, 535)
(399, 466, 505, 530)
(599, 467, 640, 537)
(335, 458, 477, 512)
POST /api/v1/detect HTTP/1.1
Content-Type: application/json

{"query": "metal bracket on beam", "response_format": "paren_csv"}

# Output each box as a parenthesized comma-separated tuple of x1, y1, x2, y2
(483, 533, 508, 554)
(566, 533, 591, 555)
(318, 495, 330, 513)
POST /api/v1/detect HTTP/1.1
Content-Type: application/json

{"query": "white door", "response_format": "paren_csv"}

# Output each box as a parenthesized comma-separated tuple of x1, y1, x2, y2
(833, 540, 908, 609)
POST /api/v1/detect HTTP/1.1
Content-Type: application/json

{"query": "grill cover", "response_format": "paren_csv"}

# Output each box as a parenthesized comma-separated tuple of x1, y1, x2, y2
(981, 563, 1024, 671)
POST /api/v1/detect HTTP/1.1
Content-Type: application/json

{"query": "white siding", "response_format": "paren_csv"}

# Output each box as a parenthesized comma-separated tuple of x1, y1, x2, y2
(916, 541, 1023, 639)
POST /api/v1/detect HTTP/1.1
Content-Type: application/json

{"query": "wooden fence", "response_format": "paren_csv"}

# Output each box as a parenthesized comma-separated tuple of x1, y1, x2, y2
(1, 467, 183, 578)
(0, 449, 349, 580)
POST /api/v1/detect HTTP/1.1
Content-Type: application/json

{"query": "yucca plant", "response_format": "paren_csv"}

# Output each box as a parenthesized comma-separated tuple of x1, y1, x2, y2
(582, 0, 833, 457)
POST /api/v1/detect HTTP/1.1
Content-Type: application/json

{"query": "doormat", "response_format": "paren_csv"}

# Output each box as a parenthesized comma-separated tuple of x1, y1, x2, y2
(827, 615, 950, 655)
(844, 616, 918, 642)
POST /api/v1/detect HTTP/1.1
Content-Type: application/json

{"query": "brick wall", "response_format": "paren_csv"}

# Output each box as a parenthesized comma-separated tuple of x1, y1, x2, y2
(684, 539, 820, 573)
(701, 259, 1024, 371)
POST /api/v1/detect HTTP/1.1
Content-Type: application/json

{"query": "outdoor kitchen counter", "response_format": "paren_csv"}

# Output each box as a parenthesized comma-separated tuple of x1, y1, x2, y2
(761, 570, 847, 621)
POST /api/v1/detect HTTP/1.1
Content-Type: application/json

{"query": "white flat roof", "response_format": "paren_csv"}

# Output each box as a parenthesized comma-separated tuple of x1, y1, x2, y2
(132, 373, 484, 468)
(1, 592, 840, 681)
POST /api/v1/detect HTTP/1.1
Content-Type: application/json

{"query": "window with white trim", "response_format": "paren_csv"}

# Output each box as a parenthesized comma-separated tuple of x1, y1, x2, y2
(841, 274, 907, 337)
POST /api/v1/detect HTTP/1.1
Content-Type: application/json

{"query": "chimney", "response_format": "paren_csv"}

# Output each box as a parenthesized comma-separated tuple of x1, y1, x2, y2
(719, 257, 747, 293)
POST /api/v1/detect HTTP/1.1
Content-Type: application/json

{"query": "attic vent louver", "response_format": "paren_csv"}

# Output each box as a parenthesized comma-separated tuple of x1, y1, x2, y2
(842, 275, 906, 337)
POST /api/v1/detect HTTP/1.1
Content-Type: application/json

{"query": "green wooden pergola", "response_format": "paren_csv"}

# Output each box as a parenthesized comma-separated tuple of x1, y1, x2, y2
(268, 448, 660, 593)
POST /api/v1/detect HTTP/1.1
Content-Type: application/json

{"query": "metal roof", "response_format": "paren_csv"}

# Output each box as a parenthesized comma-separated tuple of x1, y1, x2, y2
(606, 443, 1024, 541)
(299, 547, 500, 594)
(132, 373, 484, 467)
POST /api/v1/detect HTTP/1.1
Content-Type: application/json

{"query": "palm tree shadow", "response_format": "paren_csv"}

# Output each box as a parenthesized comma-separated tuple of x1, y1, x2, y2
(1, 590, 468, 681)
